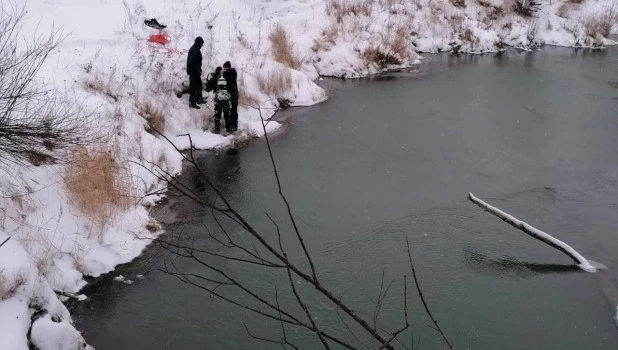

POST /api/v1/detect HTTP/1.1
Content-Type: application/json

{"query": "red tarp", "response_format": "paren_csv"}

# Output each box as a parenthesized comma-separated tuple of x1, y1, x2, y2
(148, 33, 170, 45)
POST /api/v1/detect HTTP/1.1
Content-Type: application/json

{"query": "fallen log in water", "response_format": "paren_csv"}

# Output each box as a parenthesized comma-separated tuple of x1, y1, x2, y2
(468, 192, 597, 273)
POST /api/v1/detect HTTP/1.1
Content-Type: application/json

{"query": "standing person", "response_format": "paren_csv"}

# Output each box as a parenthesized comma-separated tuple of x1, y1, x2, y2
(222, 61, 239, 132)
(205, 67, 232, 134)
(186, 37, 204, 109)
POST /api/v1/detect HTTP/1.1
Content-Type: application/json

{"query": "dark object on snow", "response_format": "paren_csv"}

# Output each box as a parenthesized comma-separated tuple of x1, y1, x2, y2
(277, 97, 291, 110)
(144, 18, 167, 30)
(187, 37, 204, 108)
(222, 62, 239, 132)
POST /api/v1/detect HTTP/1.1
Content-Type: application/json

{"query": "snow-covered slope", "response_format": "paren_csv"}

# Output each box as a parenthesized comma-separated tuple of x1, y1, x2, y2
(2, 0, 616, 348)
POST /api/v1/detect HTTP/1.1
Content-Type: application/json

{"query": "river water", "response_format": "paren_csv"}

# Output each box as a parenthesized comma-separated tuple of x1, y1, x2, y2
(74, 46, 618, 349)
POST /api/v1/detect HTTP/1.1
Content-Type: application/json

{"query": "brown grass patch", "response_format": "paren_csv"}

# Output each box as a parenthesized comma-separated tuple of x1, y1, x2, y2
(64, 149, 132, 230)
(257, 67, 292, 96)
(136, 101, 166, 134)
(269, 23, 301, 70)
(326, 0, 372, 23)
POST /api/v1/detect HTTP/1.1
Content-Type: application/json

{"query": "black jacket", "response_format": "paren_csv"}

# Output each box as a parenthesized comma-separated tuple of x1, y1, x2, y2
(186, 45, 202, 76)
(223, 68, 239, 101)
(205, 73, 219, 93)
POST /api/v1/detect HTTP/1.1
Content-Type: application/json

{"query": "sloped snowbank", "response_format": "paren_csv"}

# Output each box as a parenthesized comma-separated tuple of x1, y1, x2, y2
(2, 0, 616, 348)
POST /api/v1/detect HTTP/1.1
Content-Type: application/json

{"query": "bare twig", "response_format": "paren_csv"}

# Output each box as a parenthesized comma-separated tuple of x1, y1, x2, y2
(0, 236, 10, 249)
(406, 238, 453, 349)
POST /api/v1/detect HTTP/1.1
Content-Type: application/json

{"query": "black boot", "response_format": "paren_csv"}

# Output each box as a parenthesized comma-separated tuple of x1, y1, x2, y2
(197, 95, 206, 104)
(190, 103, 200, 109)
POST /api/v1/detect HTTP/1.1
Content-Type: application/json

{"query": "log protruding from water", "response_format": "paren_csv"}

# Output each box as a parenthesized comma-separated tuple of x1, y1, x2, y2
(468, 192, 597, 273)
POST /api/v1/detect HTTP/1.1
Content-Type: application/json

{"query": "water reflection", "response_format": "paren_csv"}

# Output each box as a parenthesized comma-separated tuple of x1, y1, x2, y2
(464, 247, 580, 278)
(190, 148, 242, 197)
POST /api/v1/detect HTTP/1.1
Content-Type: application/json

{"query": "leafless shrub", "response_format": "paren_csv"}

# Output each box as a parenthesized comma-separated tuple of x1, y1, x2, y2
(0, 3, 92, 171)
(83, 70, 121, 102)
(136, 101, 166, 134)
(584, 5, 617, 39)
(462, 28, 475, 42)
(269, 23, 301, 70)
(557, 2, 574, 18)
(326, 0, 372, 23)
(257, 66, 292, 96)
(389, 26, 412, 60)
(64, 149, 132, 230)
(513, 0, 535, 17)
(487, 5, 505, 20)
(362, 47, 402, 68)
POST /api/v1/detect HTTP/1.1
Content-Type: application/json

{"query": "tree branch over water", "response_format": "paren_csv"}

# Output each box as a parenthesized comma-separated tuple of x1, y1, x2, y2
(143, 104, 453, 349)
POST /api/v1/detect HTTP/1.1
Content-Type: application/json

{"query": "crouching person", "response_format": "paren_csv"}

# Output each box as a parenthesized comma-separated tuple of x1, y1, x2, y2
(205, 67, 232, 134)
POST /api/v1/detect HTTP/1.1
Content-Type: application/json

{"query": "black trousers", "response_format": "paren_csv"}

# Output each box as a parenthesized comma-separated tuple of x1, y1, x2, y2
(214, 101, 231, 133)
(230, 101, 238, 131)
(188, 74, 202, 105)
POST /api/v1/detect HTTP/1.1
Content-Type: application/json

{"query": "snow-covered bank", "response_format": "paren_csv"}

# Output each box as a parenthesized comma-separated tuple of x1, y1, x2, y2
(2, 0, 616, 348)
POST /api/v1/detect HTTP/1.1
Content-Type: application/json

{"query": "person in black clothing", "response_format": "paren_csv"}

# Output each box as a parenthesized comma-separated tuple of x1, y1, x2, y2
(205, 67, 232, 134)
(222, 61, 239, 131)
(186, 37, 204, 109)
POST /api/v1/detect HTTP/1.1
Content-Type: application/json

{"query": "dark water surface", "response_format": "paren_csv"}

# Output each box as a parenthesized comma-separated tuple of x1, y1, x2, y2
(74, 47, 618, 349)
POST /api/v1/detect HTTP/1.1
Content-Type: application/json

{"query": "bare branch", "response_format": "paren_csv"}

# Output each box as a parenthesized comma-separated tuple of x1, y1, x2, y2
(406, 238, 453, 349)
(0, 236, 10, 249)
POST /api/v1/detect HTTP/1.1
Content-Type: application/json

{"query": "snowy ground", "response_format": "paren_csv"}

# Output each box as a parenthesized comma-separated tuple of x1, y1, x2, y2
(2, 0, 616, 348)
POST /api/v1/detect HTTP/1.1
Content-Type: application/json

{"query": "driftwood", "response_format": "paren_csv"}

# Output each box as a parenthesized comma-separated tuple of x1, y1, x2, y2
(468, 192, 596, 273)
(53, 289, 87, 301)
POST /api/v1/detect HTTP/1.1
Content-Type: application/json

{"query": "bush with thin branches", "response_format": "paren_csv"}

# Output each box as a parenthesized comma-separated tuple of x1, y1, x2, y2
(584, 4, 617, 39)
(0, 3, 91, 171)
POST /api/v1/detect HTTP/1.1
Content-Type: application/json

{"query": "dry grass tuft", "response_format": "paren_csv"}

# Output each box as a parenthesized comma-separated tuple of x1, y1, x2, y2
(0, 273, 25, 301)
(269, 23, 301, 70)
(257, 66, 292, 96)
(311, 24, 340, 52)
(327, 0, 372, 23)
(64, 149, 132, 229)
(83, 75, 120, 102)
(136, 101, 166, 134)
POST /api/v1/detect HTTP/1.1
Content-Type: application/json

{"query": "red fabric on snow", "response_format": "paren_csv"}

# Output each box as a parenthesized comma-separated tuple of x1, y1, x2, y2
(148, 33, 170, 45)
